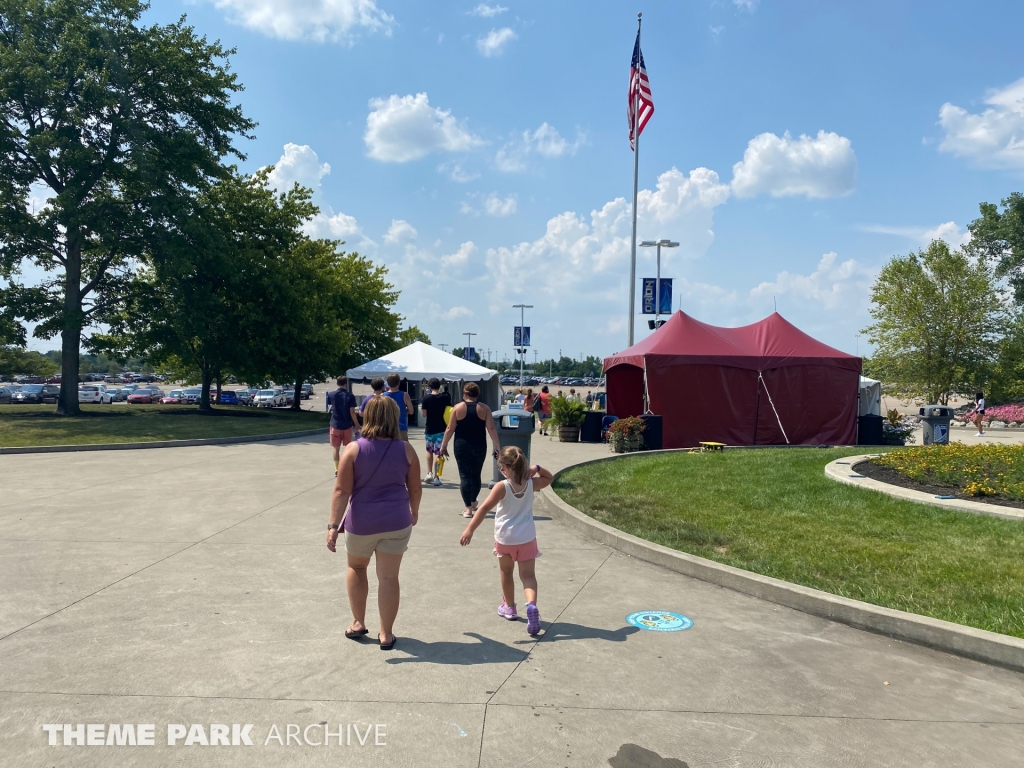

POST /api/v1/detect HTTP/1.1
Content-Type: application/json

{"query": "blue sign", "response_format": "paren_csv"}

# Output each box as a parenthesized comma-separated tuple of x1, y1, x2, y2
(514, 326, 531, 346)
(641, 279, 673, 314)
(625, 611, 694, 632)
(463, 347, 476, 361)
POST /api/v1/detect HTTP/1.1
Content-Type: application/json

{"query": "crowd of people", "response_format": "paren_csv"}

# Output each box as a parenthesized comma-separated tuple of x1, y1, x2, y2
(324, 375, 547, 651)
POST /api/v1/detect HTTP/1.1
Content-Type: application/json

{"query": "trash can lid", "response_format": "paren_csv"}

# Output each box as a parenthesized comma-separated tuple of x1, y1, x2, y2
(493, 409, 536, 418)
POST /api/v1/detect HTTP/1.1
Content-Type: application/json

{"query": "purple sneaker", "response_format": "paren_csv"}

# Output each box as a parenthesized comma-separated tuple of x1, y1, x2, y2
(498, 600, 517, 620)
(526, 602, 541, 636)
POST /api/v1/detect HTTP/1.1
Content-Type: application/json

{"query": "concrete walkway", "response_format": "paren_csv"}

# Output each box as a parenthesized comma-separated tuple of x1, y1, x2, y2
(1, 432, 1022, 767)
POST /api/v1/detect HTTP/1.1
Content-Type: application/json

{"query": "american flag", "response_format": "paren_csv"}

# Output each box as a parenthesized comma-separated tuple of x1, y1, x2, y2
(628, 31, 654, 150)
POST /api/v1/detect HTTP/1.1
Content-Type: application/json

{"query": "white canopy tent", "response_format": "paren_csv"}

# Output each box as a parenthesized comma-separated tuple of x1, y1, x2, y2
(347, 341, 501, 412)
(858, 375, 882, 417)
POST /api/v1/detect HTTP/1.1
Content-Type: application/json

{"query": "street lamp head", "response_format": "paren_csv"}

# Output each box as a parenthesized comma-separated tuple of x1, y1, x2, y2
(639, 240, 657, 247)
(659, 240, 680, 247)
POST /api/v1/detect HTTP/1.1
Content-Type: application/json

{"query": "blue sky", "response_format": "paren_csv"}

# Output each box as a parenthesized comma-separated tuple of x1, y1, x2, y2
(22, 1, 1024, 361)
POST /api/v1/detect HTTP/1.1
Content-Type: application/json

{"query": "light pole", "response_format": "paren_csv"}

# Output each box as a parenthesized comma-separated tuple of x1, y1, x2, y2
(438, 343, 448, 353)
(639, 239, 679, 330)
(464, 332, 476, 361)
(512, 304, 533, 389)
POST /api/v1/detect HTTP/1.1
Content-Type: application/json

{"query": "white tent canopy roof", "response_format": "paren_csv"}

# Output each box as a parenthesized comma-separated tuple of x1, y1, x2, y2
(347, 341, 497, 382)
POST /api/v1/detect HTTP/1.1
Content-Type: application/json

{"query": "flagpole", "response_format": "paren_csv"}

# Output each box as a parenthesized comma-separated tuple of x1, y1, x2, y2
(628, 12, 642, 347)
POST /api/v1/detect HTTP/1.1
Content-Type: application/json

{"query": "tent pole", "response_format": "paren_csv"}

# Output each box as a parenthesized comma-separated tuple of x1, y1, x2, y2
(753, 375, 760, 445)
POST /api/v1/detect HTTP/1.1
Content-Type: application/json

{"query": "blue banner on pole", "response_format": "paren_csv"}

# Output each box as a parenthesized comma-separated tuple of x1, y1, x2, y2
(658, 279, 672, 314)
(514, 326, 531, 346)
(463, 347, 476, 361)
(642, 279, 672, 314)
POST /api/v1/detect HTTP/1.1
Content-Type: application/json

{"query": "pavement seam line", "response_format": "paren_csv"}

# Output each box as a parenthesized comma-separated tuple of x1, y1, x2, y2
(0, 479, 333, 644)
(0, 690, 1019, 725)
(475, 704, 488, 768)
(483, 547, 614, 706)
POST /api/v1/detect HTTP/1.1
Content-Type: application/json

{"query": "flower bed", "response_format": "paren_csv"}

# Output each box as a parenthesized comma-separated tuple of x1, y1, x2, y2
(871, 444, 1024, 499)
(959, 403, 1024, 426)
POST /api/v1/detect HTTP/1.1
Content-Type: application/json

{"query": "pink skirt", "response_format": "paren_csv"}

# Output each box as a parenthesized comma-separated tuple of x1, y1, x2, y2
(493, 538, 541, 561)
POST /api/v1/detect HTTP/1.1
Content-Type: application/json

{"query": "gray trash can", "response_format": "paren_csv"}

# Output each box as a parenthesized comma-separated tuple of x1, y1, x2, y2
(489, 408, 535, 487)
(918, 405, 954, 445)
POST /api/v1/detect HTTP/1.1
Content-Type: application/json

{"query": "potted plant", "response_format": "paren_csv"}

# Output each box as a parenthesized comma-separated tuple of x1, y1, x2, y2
(549, 394, 587, 442)
(882, 408, 916, 445)
(608, 416, 645, 453)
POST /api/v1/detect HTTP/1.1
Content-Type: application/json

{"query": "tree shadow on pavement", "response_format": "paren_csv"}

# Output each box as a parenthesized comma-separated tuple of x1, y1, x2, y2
(514, 623, 640, 645)
(385, 632, 526, 665)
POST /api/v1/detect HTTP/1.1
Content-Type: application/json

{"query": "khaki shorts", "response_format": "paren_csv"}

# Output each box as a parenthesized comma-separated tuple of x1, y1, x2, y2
(399, 430, 409, 442)
(345, 526, 412, 558)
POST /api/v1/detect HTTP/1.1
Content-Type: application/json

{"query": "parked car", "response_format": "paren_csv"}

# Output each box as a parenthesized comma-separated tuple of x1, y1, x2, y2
(12, 384, 60, 404)
(235, 389, 252, 406)
(0, 386, 13, 404)
(78, 385, 112, 404)
(181, 387, 202, 404)
(253, 389, 286, 408)
(301, 382, 313, 399)
(159, 389, 184, 404)
(127, 388, 159, 404)
(217, 390, 239, 405)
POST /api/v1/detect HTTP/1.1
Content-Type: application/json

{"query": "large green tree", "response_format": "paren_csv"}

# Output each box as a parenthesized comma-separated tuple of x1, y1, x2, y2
(0, 0, 253, 414)
(863, 240, 1004, 404)
(969, 192, 1024, 301)
(99, 170, 315, 411)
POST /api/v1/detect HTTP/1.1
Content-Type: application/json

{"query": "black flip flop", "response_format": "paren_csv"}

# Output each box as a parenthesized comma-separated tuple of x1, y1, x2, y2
(379, 634, 397, 651)
(345, 627, 369, 640)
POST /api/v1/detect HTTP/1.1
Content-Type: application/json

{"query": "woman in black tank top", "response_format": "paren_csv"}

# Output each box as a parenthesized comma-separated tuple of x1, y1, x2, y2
(441, 382, 501, 517)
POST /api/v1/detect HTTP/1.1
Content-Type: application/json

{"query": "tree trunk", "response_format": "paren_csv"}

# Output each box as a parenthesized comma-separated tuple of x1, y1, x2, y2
(215, 372, 222, 403)
(292, 378, 302, 410)
(57, 238, 83, 416)
(199, 366, 214, 412)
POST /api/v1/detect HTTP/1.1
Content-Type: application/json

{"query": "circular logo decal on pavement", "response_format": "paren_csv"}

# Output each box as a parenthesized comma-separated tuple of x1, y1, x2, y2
(625, 611, 694, 632)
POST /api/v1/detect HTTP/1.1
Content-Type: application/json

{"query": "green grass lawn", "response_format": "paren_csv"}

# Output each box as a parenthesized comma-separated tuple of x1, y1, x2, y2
(555, 448, 1024, 638)
(0, 404, 327, 447)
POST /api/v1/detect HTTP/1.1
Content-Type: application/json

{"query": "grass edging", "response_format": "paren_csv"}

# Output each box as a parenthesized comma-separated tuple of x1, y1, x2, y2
(541, 452, 1024, 674)
(825, 455, 1024, 521)
(0, 428, 328, 455)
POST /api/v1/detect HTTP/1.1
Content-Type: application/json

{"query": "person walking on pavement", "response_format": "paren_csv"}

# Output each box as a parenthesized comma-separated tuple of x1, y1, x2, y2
(440, 382, 502, 518)
(421, 378, 451, 486)
(974, 391, 987, 437)
(327, 376, 360, 475)
(327, 395, 421, 651)
(383, 373, 413, 441)
(360, 377, 385, 413)
(536, 386, 553, 436)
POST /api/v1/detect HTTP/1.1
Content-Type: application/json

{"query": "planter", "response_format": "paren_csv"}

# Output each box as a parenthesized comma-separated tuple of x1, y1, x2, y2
(558, 425, 581, 443)
(624, 435, 642, 452)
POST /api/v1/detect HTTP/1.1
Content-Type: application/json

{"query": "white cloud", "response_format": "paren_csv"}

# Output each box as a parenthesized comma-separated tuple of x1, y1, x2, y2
(938, 77, 1024, 169)
(477, 27, 517, 57)
(484, 194, 517, 217)
(469, 3, 507, 17)
(495, 122, 583, 172)
(438, 162, 480, 183)
(733, 0, 759, 10)
(265, 143, 362, 240)
(383, 219, 418, 244)
(441, 241, 478, 268)
(731, 130, 857, 199)
(442, 305, 474, 320)
(206, 0, 393, 43)
(462, 193, 518, 217)
(364, 93, 485, 163)
(750, 252, 875, 311)
(861, 221, 972, 248)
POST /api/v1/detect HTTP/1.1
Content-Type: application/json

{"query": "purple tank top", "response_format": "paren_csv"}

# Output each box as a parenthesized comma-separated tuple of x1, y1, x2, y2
(343, 438, 412, 536)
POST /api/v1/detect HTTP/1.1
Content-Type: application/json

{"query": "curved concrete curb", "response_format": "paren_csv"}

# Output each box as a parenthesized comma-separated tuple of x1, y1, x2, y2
(540, 454, 1024, 673)
(825, 455, 1024, 521)
(0, 427, 329, 455)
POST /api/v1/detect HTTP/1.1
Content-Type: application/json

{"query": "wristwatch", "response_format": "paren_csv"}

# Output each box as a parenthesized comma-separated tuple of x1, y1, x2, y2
(328, 523, 340, 532)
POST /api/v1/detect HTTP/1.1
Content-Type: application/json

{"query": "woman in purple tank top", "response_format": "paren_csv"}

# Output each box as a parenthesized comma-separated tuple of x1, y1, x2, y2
(327, 395, 422, 651)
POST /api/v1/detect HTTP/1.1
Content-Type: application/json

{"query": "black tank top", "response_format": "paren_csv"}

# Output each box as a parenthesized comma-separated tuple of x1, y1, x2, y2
(454, 401, 487, 447)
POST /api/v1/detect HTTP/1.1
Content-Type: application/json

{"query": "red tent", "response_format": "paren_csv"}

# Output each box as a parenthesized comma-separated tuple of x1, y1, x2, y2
(604, 311, 862, 448)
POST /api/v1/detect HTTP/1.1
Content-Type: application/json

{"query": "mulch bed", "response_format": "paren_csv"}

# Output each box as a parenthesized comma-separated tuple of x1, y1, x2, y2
(853, 460, 1024, 511)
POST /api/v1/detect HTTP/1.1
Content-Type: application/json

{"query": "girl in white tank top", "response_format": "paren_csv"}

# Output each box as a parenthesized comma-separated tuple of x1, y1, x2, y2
(460, 446, 553, 636)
